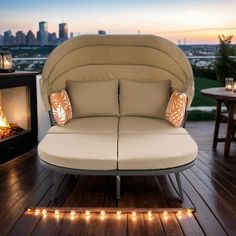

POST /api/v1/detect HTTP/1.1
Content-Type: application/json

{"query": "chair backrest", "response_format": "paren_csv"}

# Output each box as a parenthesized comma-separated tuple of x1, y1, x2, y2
(41, 34, 194, 111)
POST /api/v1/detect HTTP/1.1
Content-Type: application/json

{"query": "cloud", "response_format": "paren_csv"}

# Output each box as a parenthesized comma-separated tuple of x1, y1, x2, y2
(159, 27, 236, 34)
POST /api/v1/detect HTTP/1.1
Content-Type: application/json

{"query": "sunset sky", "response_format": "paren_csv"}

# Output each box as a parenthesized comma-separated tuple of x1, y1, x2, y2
(1, 0, 236, 44)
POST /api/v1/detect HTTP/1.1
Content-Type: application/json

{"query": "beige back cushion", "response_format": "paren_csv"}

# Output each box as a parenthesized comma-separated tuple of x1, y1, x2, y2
(66, 79, 119, 117)
(41, 35, 194, 111)
(120, 80, 170, 118)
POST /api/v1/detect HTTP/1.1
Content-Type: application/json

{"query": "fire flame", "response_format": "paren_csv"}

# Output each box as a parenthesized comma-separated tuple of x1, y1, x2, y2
(0, 107, 23, 139)
(0, 106, 9, 128)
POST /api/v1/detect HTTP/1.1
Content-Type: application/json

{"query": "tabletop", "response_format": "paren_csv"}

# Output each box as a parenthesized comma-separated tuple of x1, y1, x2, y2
(201, 87, 236, 102)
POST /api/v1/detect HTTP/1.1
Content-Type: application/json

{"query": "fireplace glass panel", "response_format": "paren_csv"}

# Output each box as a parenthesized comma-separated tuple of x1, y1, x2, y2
(0, 86, 31, 131)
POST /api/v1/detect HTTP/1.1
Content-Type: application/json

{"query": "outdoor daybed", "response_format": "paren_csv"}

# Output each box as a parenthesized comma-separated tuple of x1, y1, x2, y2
(38, 34, 198, 201)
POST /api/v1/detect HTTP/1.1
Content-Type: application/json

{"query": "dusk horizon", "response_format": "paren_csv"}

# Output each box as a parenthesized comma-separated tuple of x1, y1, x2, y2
(1, 0, 236, 45)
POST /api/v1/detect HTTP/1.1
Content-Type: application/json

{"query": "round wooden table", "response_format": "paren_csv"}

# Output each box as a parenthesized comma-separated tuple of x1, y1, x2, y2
(201, 87, 236, 157)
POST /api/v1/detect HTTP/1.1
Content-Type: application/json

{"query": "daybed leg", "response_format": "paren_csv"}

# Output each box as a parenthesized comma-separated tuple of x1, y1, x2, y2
(51, 172, 60, 202)
(116, 176, 121, 199)
(175, 172, 184, 202)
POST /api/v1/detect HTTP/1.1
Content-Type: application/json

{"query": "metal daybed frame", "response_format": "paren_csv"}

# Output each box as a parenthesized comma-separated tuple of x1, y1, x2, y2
(40, 158, 195, 201)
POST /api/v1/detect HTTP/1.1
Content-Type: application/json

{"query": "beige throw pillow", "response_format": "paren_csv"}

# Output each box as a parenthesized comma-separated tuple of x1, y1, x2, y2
(120, 79, 170, 118)
(66, 79, 119, 118)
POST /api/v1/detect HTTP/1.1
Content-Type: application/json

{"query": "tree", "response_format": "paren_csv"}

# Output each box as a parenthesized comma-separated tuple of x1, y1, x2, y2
(215, 35, 236, 84)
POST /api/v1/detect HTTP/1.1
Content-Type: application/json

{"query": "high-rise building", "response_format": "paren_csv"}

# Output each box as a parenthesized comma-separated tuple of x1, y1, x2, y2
(38, 21, 48, 46)
(4, 30, 12, 38)
(59, 23, 68, 42)
(3, 30, 15, 45)
(36, 31, 40, 44)
(70, 32, 74, 39)
(48, 32, 58, 45)
(183, 38, 186, 46)
(26, 30, 36, 45)
(0, 35, 3, 45)
(98, 30, 106, 35)
(16, 31, 26, 45)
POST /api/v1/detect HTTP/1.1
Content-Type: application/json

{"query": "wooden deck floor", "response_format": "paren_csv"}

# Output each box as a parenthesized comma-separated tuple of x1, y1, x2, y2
(0, 121, 236, 236)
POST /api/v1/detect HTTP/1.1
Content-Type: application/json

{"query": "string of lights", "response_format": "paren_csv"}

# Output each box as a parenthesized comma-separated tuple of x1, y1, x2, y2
(26, 207, 195, 221)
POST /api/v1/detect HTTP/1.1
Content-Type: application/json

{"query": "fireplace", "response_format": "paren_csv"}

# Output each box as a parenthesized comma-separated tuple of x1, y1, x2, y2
(0, 71, 38, 164)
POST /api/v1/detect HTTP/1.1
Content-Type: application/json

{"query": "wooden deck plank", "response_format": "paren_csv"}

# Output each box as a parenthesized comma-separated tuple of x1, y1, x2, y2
(31, 212, 66, 236)
(158, 175, 205, 236)
(118, 176, 168, 208)
(0, 169, 46, 207)
(0, 162, 43, 194)
(54, 213, 93, 236)
(172, 173, 227, 236)
(34, 212, 128, 236)
(7, 212, 42, 236)
(57, 213, 126, 236)
(0, 168, 47, 216)
(199, 151, 236, 176)
(195, 159, 236, 197)
(0, 155, 41, 190)
(183, 169, 236, 235)
(63, 176, 113, 208)
(159, 213, 184, 236)
(7, 172, 77, 235)
(127, 213, 165, 236)
(0, 171, 52, 235)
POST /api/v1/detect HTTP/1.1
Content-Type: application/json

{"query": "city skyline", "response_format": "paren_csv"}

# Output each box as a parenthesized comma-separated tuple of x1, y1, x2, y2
(1, 0, 236, 44)
(0, 21, 71, 46)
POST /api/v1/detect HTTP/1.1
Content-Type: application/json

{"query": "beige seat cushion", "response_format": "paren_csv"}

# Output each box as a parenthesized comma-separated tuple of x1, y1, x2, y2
(118, 134, 198, 170)
(119, 79, 170, 118)
(119, 117, 188, 135)
(66, 79, 119, 118)
(38, 134, 118, 170)
(48, 117, 118, 134)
